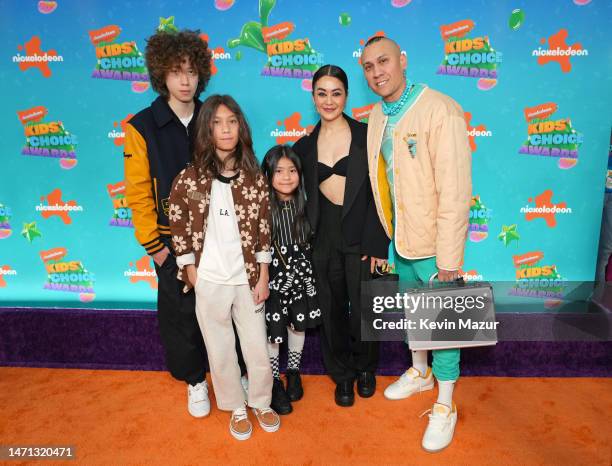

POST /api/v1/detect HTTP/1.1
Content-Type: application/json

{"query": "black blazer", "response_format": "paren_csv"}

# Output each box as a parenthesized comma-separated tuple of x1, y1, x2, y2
(292, 113, 389, 259)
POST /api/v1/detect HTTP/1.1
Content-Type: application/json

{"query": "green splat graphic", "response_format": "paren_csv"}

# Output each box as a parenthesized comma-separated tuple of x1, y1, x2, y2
(22, 221, 42, 243)
(498, 224, 520, 246)
(339, 13, 352, 26)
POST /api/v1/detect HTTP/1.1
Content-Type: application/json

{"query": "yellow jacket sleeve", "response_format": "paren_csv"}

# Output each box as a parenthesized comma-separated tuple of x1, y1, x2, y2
(124, 123, 163, 255)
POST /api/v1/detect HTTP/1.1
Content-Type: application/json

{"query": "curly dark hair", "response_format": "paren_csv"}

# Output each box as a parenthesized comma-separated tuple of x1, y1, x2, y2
(145, 29, 212, 99)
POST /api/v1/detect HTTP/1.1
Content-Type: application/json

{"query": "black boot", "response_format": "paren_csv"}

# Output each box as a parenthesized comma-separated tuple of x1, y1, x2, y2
(334, 379, 355, 407)
(285, 369, 304, 401)
(356, 371, 376, 398)
(270, 378, 292, 415)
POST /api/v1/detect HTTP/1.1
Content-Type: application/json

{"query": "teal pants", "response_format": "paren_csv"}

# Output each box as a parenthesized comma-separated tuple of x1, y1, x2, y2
(394, 254, 460, 381)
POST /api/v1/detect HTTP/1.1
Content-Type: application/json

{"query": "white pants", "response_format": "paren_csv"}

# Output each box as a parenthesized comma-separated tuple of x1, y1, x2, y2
(194, 279, 272, 411)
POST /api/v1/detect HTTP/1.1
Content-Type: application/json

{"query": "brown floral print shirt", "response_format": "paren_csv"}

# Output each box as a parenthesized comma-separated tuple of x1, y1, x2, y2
(168, 165, 271, 291)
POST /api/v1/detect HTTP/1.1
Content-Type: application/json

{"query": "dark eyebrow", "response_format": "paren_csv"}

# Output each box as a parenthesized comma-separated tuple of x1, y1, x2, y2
(362, 55, 379, 66)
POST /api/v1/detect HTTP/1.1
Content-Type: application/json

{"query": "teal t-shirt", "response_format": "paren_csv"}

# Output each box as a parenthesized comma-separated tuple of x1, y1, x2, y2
(380, 83, 426, 205)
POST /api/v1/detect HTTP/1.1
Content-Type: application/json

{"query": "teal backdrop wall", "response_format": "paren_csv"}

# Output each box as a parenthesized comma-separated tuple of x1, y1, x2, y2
(1, 0, 611, 308)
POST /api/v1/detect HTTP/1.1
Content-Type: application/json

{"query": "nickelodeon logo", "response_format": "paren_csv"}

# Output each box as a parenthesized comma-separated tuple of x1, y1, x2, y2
(0, 265, 17, 288)
(13, 36, 63, 78)
(107, 114, 133, 147)
(37, 189, 83, 225)
(520, 189, 571, 228)
(533, 29, 587, 73)
(353, 31, 406, 62)
(464, 112, 492, 153)
(213, 50, 231, 60)
(125, 256, 158, 289)
(271, 112, 314, 144)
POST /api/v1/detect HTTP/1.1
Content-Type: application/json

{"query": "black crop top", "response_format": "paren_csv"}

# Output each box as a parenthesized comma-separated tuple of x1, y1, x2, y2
(318, 156, 349, 183)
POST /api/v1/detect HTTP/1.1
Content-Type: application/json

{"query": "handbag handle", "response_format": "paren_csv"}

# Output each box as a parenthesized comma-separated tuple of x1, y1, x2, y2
(428, 272, 466, 287)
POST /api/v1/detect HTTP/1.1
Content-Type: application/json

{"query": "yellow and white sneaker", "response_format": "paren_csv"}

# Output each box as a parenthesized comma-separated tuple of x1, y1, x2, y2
(383, 367, 434, 400)
(421, 402, 458, 453)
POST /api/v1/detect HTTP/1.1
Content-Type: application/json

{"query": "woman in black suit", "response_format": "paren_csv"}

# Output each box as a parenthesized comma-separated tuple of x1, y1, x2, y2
(292, 65, 390, 407)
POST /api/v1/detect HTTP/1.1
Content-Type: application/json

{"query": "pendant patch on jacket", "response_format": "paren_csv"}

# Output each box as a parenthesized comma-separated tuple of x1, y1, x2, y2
(404, 135, 417, 158)
(161, 198, 170, 215)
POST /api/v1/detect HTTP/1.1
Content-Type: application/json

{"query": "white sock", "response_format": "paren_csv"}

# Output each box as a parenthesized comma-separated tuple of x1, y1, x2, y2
(411, 350, 428, 376)
(436, 380, 455, 408)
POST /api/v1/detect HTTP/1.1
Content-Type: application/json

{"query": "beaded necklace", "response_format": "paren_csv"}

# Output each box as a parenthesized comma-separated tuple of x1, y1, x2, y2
(382, 81, 415, 116)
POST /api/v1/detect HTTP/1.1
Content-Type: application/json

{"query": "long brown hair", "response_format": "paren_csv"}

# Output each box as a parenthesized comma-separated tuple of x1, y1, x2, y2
(193, 94, 259, 180)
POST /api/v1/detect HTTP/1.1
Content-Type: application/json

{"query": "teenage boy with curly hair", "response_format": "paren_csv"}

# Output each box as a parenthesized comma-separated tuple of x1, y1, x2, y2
(124, 28, 215, 417)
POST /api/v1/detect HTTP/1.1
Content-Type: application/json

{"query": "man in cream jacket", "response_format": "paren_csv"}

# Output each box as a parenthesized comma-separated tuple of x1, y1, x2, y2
(361, 36, 472, 452)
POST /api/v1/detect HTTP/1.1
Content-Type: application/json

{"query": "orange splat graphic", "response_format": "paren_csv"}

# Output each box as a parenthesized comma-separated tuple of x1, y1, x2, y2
(464, 112, 487, 152)
(513, 251, 545, 268)
(458, 267, 479, 280)
(352, 103, 375, 122)
(17, 36, 58, 78)
(129, 256, 158, 289)
(537, 29, 583, 73)
(525, 190, 566, 228)
(40, 189, 78, 224)
(0, 265, 13, 288)
(200, 33, 223, 75)
(275, 113, 314, 144)
(40, 247, 68, 263)
(112, 114, 134, 147)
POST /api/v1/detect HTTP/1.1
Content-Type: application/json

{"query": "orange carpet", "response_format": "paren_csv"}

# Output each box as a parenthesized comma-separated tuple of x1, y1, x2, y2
(0, 368, 610, 465)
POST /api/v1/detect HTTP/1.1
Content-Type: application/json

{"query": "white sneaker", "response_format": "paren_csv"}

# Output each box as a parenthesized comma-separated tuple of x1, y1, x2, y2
(187, 381, 211, 418)
(383, 367, 434, 400)
(240, 375, 249, 398)
(421, 402, 458, 453)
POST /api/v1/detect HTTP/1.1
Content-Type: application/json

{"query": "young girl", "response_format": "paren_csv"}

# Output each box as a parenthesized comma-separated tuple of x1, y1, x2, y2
(261, 145, 321, 415)
(168, 94, 280, 441)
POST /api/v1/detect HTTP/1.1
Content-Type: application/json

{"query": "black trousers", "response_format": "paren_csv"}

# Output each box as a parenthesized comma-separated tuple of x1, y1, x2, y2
(313, 196, 380, 384)
(154, 251, 246, 385)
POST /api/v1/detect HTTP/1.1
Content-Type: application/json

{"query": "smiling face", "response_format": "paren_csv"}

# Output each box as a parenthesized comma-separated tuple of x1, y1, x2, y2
(312, 75, 347, 122)
(212, 104, 239, 161)
(272, 156, 299, 200)
(361, 38, 407, 102)
(165, 56, 199, 105)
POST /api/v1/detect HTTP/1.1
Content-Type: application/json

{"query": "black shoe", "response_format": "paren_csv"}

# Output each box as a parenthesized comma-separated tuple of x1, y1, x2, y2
(271, 378, 292, 415)
(334, 380, 355, 407)
(285, 369, 304, 402)
(356, 371, 376, 398)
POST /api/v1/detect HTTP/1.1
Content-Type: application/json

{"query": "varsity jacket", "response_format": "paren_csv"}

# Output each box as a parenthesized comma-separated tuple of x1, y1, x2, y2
(124, 96, 202, 255)
(168, 166, 272, 291)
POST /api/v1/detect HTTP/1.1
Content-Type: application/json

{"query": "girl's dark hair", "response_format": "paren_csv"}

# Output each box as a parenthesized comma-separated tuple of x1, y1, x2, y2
(145, 30, 212, 99)
(312, 64, 349, 94)
(193, 94, 259, 180)
(261, 145, 311, 243)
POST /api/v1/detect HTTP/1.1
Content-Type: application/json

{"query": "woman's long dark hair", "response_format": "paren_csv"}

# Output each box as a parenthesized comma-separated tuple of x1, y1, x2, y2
(193, 94, 259, 180)
(261, 145, 311, 243)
